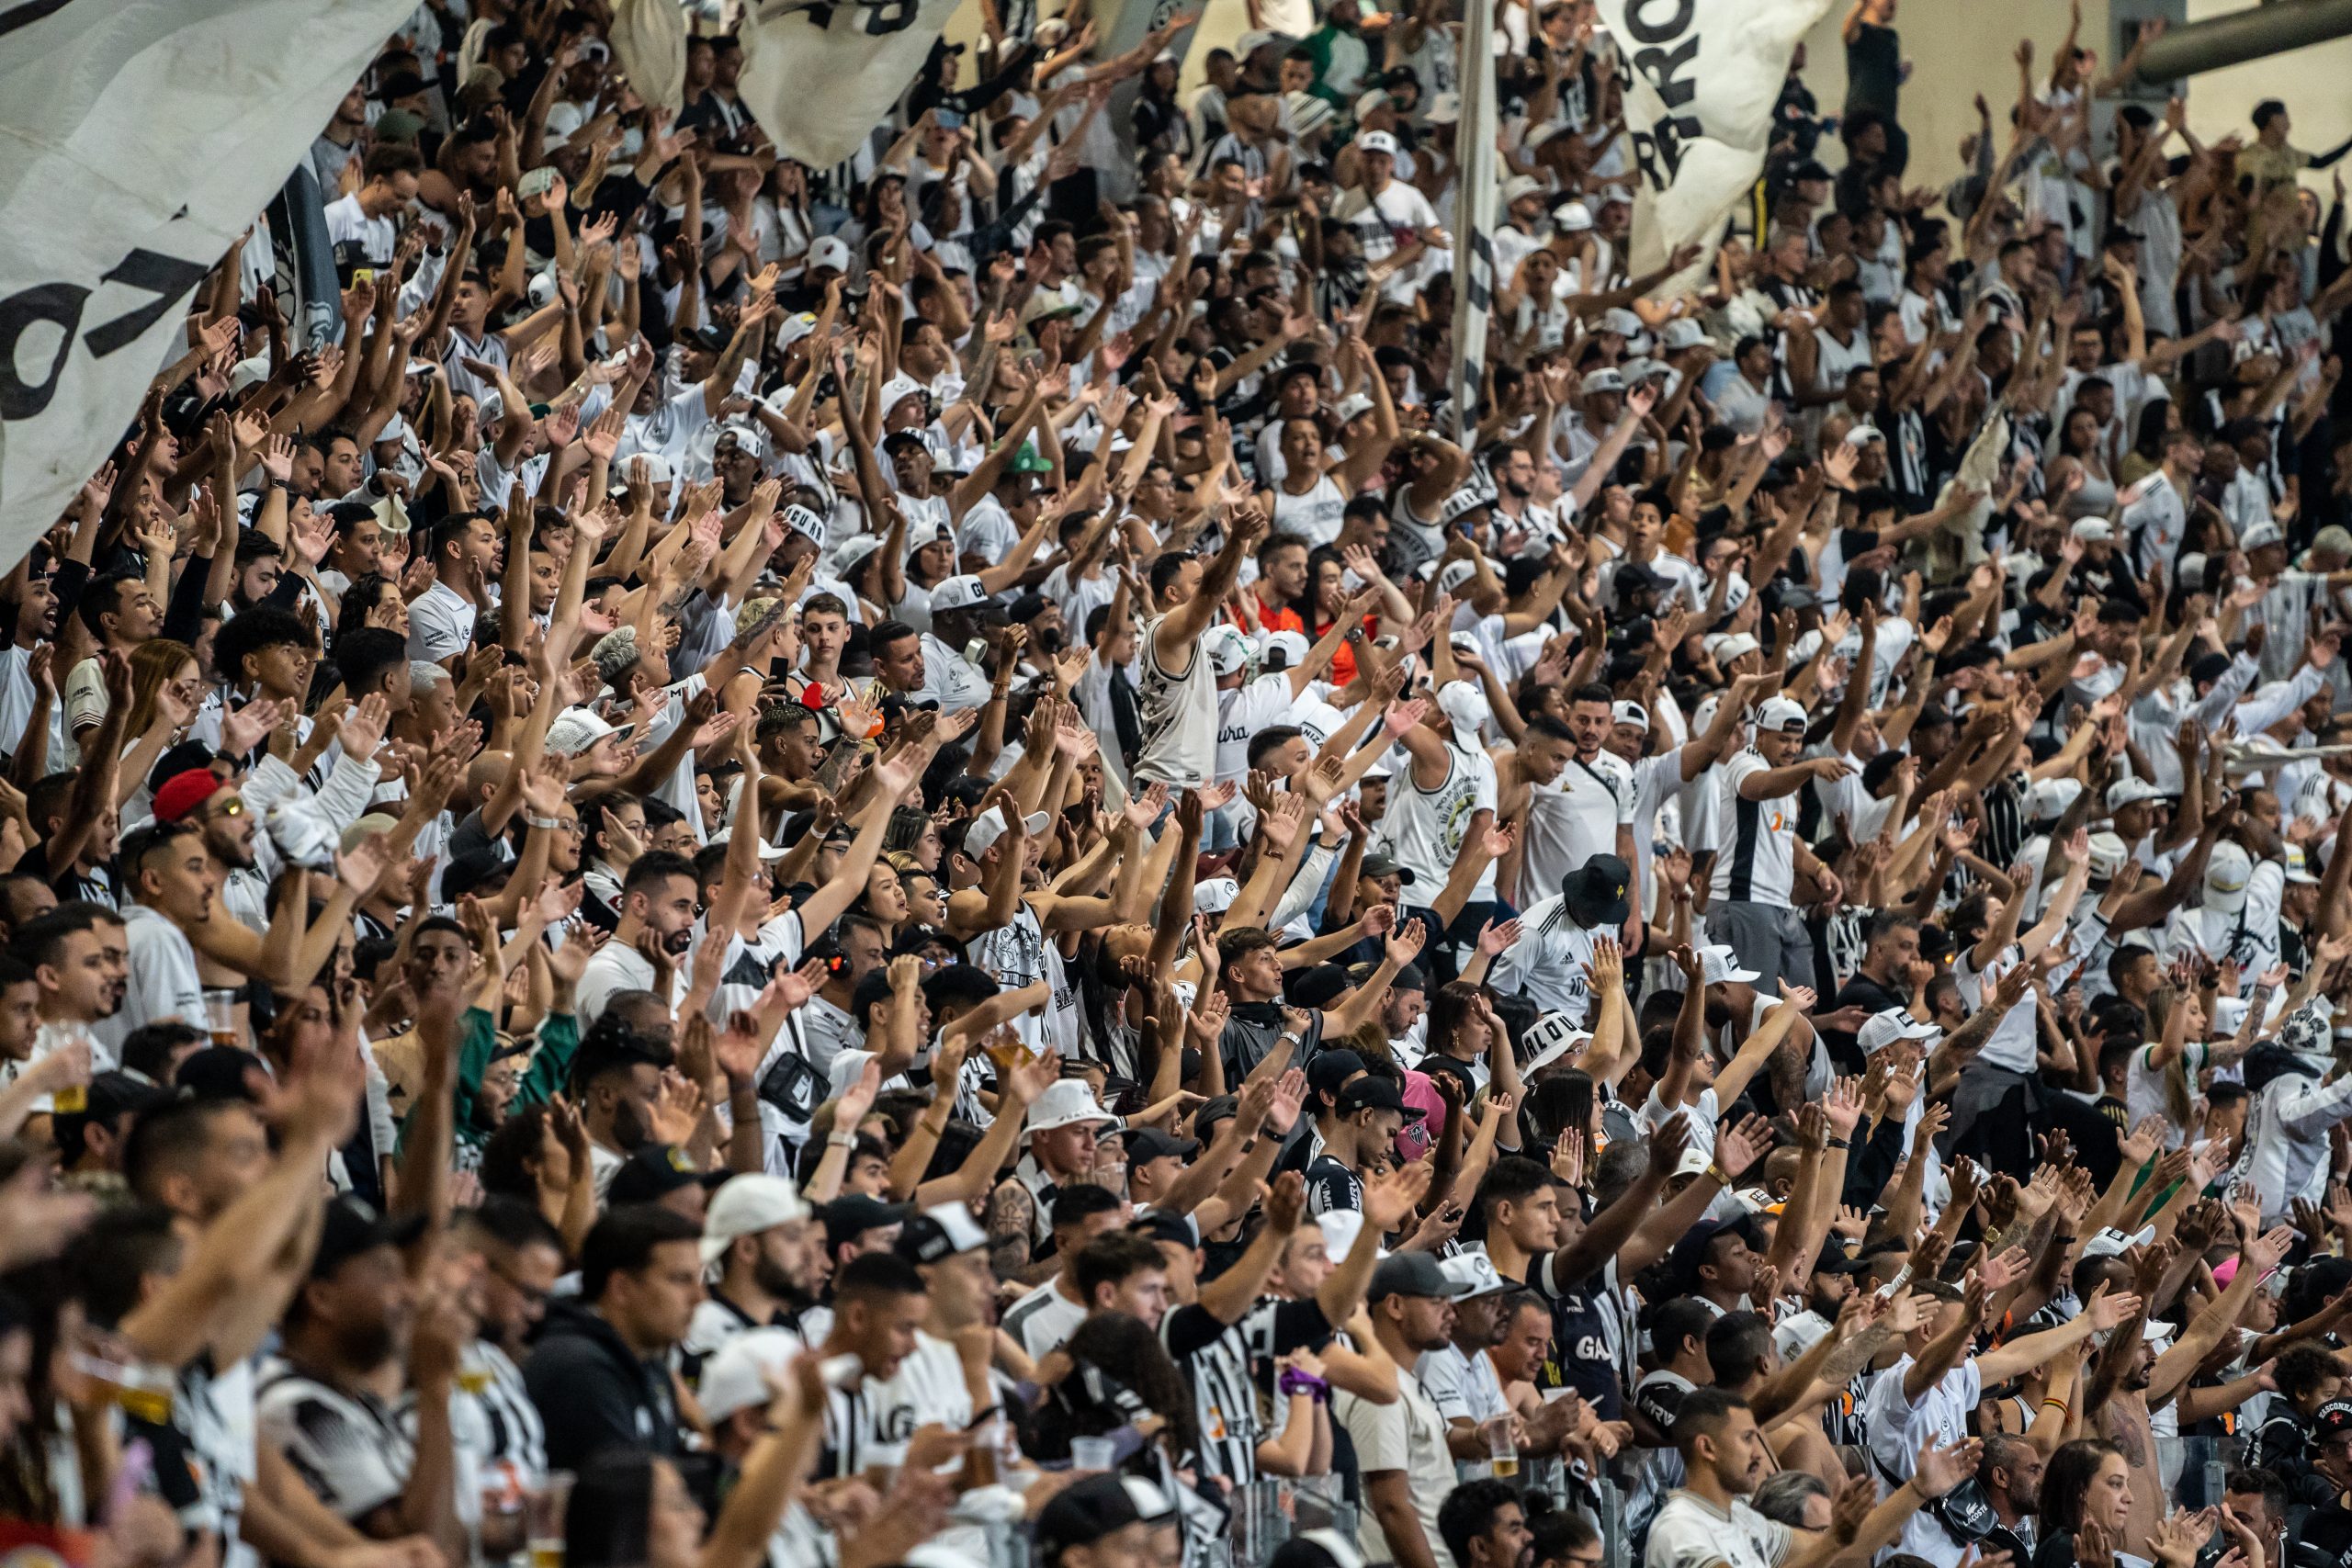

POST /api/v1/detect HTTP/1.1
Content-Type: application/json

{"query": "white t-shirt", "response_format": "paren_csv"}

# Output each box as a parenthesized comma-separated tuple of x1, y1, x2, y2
(1708, 750, 1797, 906)
(1862, 1355, 1982, 1568)
(407, 581, 478, 664)
(1336, 1371, 1460, 1568)
(1524, 751, 1633, 897)
(1645, 1491, 1792, 1568)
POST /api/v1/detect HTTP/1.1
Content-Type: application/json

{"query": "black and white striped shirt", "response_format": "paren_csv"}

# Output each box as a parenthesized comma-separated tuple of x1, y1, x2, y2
(1159, 1297, 1333, 1490)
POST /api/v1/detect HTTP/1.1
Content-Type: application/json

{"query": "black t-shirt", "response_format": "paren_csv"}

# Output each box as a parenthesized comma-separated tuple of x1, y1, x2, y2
(14, 839, 116, 908)
(1844, 22, 1901, 118)
(1826, 973, 1905, 1072)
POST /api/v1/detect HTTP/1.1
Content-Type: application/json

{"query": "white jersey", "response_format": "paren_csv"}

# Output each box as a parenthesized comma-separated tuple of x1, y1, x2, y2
(967, 900, 1080, 1056)
(1269, 474, 1347, 546)
(1385, 741, 1497, 895)
(1492, 893, 1604, 1026)
(1708, 750, 1797, 907)
(1523, 752, 1633, 901)
(1134, 615, 1218, 788)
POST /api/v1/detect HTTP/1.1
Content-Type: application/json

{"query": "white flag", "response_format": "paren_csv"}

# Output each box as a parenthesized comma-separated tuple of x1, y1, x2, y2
(1445, 0, 1500, 438)
(1592, 0, 1835, 286)
(0, 0, 413, 550)
(738, 0, 963, 169)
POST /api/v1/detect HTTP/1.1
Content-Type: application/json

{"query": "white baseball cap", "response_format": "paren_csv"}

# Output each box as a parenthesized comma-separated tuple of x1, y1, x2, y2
(965, 805, 1050, 859)
(1317, 1210, 1369, 1264)
(1264, 628, 1312, 668)
(929, 574, 991, 613)
(1359, 130, 1399, 155)
(1520, 1010, 1593, 1074)
(2086, 830, 2130, 879)
(2241, 522, 2286, 552)
(1439, 1250, 1512, 1299)
(1611, 701, 1650, 731)
(1553, 199, 1594, 232)
(1193, 877, 1241, 915)
(2205, 840, 2254, 913)
(1857, 1007, 1939, 1055)
(2106, 776, 2165, 812)
(1697, 944, 1762, 986)
(1707, 632, 1761, 664)
(1206, 624, 1254, 677)
(699, 1175, 810, 1268)
(1756, 695, 1809, 732)
(807, 235, 853, 273)
(546, 707, 618, 757)
(697, 1328, 805, 1422)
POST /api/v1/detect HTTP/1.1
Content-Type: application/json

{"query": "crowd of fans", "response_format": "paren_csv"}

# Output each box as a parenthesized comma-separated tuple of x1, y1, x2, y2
(13, 2, 2352, 1568)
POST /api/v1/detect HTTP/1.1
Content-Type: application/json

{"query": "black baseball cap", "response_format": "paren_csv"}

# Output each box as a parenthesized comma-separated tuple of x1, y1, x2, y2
(609, 1144, 727, 1206)
(1564, 853, 1634, 928)
(1193, 1094, 1240, 1141)
(1369, 1251, 1472, 1303)
(1130, 1209, 1199, 1249)
(2316, 1398, 2352, 1441)
(1338, 1078, 1422, 1119)
(1036, 1474, 1170, 1562)
(1670, 1213, 1761, 1288)
(175, 1046, 266, 1104)
(1359, 852, 1417, 885)
(1119, 1126, 1202, 1162)
(311, 1194, 427, 1279)
(1306, 1049, 1368, 1100)
(821, 1193, 912, 1252)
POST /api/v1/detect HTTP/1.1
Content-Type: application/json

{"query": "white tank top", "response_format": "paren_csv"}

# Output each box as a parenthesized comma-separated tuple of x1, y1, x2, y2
(1134, 615, 1218, 787)
(1271, 474, 1347, 547)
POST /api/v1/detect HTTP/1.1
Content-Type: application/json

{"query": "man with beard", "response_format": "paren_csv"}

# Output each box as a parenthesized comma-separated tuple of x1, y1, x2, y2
(1417, 1252, 1517, 1472)
(109, 823, 218, 1048)
(1654, 1388, 1971, 1568)
(576, 851, 699, 1022)
(1438, 1480, 1535, 1568)
(876, 1204, 1001, 1444)
(448, 1197, 562, 1549)
(255, 1195, 463, 1549)
(1338, 1250, 1473, 1568)
(808, 1252, 931, 1477)
(683, 1175, 828, 1380)
(0, 558, 64, 769)
(1770, 1247, 1869, 1365)
(13, 909, 126, 1127)
(1978, 1433, 2043, 1565)
(570, 1008, 676, 1199)
(525, 1203, 704, 1470)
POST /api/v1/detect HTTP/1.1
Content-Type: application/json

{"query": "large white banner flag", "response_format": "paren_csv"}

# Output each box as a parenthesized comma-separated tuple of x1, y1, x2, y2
(1445, 0, 1499, 438)
(0, 0, 414, 552)
(737, 0, 964, 169)
(1591, 0, 1835, 287)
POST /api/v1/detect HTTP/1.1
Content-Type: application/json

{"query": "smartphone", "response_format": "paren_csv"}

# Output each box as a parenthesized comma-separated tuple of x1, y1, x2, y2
(352, 267, 378, 286)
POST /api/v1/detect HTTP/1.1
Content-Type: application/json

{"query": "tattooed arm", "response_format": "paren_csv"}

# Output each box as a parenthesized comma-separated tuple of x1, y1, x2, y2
(986, 1176, 1035, 1282)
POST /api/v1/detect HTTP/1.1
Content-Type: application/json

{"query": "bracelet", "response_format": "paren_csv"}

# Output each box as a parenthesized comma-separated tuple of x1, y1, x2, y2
(1826, 1136, 1850, 1150)
(1704, 1162, 1730, 1188)
(2042, 1398, 2070, 1416)
(526, 813, 562, 830)
(828, 1131, 857, 1149)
